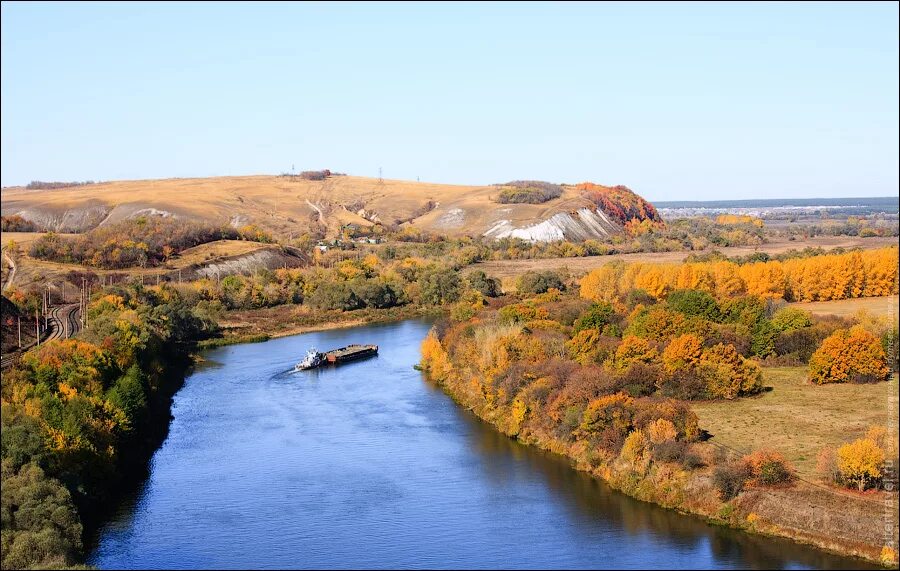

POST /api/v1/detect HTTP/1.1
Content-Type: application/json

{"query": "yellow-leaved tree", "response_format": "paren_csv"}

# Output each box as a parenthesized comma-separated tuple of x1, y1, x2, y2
(808, 326, 890, 384)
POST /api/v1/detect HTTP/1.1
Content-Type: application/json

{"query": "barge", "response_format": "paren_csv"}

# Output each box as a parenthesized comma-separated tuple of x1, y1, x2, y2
(294, 344, 378, 371)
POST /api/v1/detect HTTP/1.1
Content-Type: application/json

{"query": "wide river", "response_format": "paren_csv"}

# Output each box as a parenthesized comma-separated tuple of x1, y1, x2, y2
(89, 319, 868, 569)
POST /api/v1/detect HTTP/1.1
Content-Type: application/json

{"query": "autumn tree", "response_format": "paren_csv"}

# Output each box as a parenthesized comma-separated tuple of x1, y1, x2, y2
(808, 326, 891, 384)
(615, 335, 658, 368)
(662, 334, 703, 373)
(837, 437, 885, 491)
(699, 343, 763, 399)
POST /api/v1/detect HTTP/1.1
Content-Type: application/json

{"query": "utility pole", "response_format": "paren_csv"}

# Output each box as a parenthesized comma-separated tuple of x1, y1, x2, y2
(17, 316, 21, 348)
(35, 310, 40, 346)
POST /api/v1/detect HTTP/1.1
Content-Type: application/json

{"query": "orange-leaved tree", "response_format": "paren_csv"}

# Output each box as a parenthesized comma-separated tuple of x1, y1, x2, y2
(662, 334, 703, 373)
(808, 326, 890, 384)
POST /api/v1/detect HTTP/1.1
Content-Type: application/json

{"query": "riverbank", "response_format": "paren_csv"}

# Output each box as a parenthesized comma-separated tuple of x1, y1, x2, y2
(214, 304, 445, 343)
(421, 339, 898, 567)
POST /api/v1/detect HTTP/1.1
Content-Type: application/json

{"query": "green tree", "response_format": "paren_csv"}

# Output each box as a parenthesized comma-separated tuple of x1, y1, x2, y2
(419, 268, 462, 305)
(467, 270, 501, 297)
(573, 302, 615, 334)
(667, 289, 720, 321)
(516, 270, 565, 294)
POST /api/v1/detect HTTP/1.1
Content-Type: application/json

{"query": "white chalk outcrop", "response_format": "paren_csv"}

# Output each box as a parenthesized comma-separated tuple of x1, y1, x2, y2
(483, 208, 619, 242)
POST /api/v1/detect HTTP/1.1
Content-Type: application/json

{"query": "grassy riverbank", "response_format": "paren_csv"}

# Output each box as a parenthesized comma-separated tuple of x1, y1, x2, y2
(214, 304, 444, 342)
(419, 265, 899, 566)
(425, 353, 897, 565)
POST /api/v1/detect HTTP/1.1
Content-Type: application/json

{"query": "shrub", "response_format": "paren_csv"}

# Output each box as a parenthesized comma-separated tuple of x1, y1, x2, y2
(771, 307, 812, 332)
(816, 447, 839, 483)
(837, 437, 885, 491)
(652, 440, 704, 469)
(774, 326, 824, 362)
(576, 182, 662, 226)
(307, 281, 362, 311)
(467, 270, 501, 297)
(614, 362, 661, 397)
(29, 217, 242, 269)
(0, 215, 39, 232)
(743, 449, 795, 485)
(450, 301, 477, 322)
(565, 329, 619, 365)
(25, 180, 94, 190)
(620, 429, 650, 471)
(299, 169, 332, 180)
(572, 302, 615, 334)
(579, 393, 635, 436)
(713, 460, 752, 501)
(699, 343, 763, 399)
(647, 418, 678, 444)
(652, 439, 687, 463)
(809, 326, 891, 384)
(494, 180, 563, 204)
(352, 280, 401, 309)
(656, 365, 710, 400)
(516, 271, 565, 294)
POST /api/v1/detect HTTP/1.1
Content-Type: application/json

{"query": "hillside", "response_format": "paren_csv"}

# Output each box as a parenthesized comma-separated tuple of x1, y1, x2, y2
(0, 175, 657, 242)
(0, 295, 37, 353)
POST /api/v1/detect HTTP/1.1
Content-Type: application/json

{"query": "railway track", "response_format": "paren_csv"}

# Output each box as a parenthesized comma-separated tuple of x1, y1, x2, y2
(1, 303, 80, 370)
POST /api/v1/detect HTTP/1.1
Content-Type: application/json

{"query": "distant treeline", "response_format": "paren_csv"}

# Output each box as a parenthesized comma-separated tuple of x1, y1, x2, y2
(29, 217, 272, 269)
(24, 180, 96, 190)
(279, 169, 347, 181)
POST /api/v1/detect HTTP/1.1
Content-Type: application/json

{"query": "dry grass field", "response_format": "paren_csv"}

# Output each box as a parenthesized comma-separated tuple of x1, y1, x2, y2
(788, 295, 899, 320)
(0, 174, 612, 240)
(470, 235, 898, 287)
(693, 367, 898, 479)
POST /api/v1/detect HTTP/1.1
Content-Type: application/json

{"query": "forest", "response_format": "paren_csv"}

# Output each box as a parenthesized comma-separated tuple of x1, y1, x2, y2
(28, 217, 272, 269)
(1, 283, 217, 569)
(420, 246, 898, 562)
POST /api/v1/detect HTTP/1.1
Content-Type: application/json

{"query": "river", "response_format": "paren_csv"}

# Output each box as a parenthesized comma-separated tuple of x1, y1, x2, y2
(89, 319, 869, 569)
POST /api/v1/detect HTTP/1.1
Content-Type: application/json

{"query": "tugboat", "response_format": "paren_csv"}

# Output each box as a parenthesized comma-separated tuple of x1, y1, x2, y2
(294, 348, 325, 371)
(294, 344, 378, 371)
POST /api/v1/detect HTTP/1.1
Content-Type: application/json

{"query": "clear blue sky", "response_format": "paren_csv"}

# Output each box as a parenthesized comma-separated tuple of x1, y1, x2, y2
(2, 1, 898, 200)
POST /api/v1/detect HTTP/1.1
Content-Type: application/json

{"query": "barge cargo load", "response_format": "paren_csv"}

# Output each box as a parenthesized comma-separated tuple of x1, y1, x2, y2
(325, 344, 378, 363)
(294, 344, 378, 371)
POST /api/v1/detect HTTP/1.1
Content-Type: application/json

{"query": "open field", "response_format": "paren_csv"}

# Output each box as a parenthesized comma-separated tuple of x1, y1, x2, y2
(788, 295, 899, 319)
(693, 367, 898, 479)
(1, 174, 622, 240)
(1, 231, 80, 249)
(470, 235, 899, 287)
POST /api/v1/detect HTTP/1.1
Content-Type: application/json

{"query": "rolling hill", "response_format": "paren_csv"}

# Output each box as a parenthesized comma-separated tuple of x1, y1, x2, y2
(0, 174, 658, 242)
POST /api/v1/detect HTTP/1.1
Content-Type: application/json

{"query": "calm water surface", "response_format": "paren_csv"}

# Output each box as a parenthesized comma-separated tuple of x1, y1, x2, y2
(89, 320, 869, 569)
